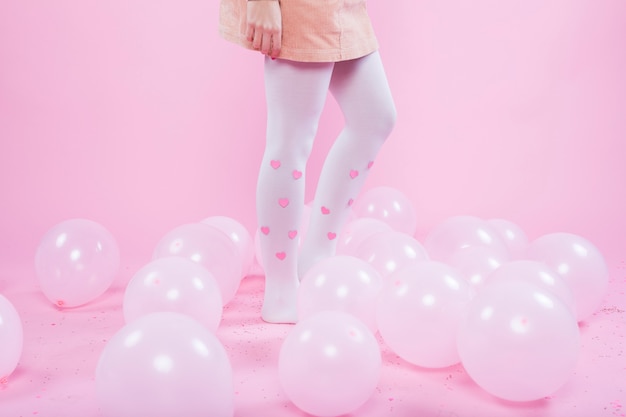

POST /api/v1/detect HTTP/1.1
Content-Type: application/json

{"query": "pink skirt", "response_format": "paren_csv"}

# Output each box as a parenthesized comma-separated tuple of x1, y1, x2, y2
(219, 0, 379, 62)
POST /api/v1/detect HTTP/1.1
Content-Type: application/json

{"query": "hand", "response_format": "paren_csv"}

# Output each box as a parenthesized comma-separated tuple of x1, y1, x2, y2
(246, 0, 282, 58)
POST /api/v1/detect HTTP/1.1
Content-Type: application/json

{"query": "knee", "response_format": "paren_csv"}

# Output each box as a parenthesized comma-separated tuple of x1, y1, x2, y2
(265, 127, 317, 166)
(376, 102, 397, 139)
(357, 100, 397, 143)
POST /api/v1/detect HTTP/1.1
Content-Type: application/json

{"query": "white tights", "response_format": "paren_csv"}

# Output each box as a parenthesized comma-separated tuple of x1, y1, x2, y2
(257, 51, 396, 323)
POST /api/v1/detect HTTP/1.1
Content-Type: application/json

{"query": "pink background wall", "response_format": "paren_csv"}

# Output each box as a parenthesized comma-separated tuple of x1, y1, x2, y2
(1, 0, 624, 268)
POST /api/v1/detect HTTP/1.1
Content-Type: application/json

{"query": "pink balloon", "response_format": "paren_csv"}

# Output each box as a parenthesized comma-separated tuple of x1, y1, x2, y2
(487, 218, 529, 260)
(448, 245, 508, 290)
(377, 261, 474, 368)
(279, 311, 381, 417)
(355, 230, 429, 279)
(488, 260, 576, 315)
(153, 223, 240, 304)
(336, 217, 392, 256)
(352, 186, 417, 236)
(424, 215, 510, 263)
(525, 232, 608, 322)
(201, 216, 254, 279)
(35, 218, 120, 307)
(96, 312, 234, 417)
(457, 280, 580, 402)
(123, 257, 223, 333)
(298, 255, 384, 332)
(0, 294, 23, 383)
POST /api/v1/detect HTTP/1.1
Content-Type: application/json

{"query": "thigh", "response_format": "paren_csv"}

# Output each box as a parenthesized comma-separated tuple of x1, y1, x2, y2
(264, 57, 335, 121)
(329, 52, 395, 124)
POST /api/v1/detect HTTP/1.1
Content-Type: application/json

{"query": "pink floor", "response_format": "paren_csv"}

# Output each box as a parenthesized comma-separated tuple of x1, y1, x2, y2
(0, 258, 625, 417)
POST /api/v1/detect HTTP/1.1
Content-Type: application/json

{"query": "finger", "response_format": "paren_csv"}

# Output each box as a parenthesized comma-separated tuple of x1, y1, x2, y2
(245, 25, 254, 43)
(270, 32, 282, 58)
(252, 31, 262, 50)
(260, 32, 272, 55)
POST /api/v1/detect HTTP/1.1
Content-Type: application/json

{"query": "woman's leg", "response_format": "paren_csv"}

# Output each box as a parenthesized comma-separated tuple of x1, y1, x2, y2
(258, 56, 334, 323)
(299, 51, 397, 277)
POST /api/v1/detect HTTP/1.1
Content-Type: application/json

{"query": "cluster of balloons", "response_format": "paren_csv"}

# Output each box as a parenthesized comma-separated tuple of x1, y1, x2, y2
(33, 216, 254, 416)
(23, 185, 609, 415)
(271, 186, 608, 408)
(99, 216, 256, 417)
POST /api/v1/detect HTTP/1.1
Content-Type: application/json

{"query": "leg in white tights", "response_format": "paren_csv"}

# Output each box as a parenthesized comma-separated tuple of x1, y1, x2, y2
(257, 52, 396, 323)
(298, 51, 397, 277)
(257, 58, 334, 323)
